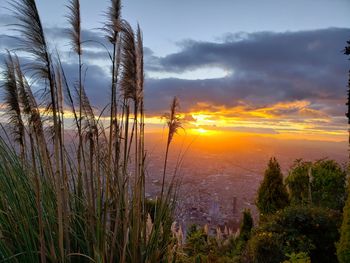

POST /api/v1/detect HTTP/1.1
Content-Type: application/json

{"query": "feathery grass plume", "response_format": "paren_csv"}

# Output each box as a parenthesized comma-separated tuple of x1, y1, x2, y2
(104, 0, 122, 160)
(104, 0, 122, 44)
(10, 0, 65, 259)
(112, 20, 138, 263)
(2, 52, 26, 161)
(1, 0, 180, 261)
(66, 0, 85, 214)
(135, 24, 145, 192)
(143, 97, 181, 262)
(120, 20, 137, 101)
(108, 18, 146, 263)
(10, 0, 52, 81)
(13, 55, 53, 179)
(104, 2, 122, 242)
(136, 24, 144, 104)
(54, 64, 71, 254)
(81, 87, 96, 211)
(15, 58, 50, 164)
(167, 97, 182, 144)
(125, 23, 145, 263)
(67, 0, 82, 56)
(135, 23, 146, 261)
(10, 0, 60, 156)
(11, 55, 48, 262)
(161, 96, 182, 199)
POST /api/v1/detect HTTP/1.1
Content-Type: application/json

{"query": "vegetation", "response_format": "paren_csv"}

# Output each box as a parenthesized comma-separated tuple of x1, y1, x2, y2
(285, 160, 311, 205)
(337, 194, 350, 263)
(246, 206, 341, 263)
(174, 158, 347, 263)
(0, 1, 349, 262)
(239, 209, 253, 242)
(183, 225, 209, 258)
(286, 159, 346, 210)
(283, 252, 311, 263)
(0, 0, 181, 262)
(337, 38, 350, 263)
(256, 157, 289, 216)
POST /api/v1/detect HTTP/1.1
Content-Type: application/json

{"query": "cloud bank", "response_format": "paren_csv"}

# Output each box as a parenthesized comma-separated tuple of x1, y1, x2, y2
(0, 24, 349, 138)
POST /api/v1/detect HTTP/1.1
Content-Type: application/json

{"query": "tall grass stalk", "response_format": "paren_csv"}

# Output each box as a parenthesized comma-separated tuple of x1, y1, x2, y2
(0, 0, 181, 262)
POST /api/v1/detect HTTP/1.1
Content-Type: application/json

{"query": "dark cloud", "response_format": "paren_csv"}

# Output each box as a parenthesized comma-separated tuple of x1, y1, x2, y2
(144, 28, 350, 117)
(1, 24, 349, 128)
(153, 28, 348, 74)
(0, 25, 112, 110)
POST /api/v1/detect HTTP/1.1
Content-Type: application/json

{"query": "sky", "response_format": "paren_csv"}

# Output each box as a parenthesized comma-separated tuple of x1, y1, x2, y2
(0, 0, 350, 142)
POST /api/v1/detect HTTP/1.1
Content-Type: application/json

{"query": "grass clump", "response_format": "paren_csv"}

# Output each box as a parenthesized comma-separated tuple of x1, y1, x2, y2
(0, 0, 181, 262)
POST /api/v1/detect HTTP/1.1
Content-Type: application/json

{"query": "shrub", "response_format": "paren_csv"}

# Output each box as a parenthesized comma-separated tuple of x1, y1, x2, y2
(286, 159, 346, 211)
(246, 206, 341, 263)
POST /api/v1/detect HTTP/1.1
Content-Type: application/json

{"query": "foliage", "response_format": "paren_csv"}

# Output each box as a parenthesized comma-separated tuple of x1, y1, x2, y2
(311, 160, 346, 210)
(246, 231, 285, 263)
(337, 186, 350, 263)
(179, 232, 238, 263)
(246, 205, 341, 263)
(184, 225, 209, 257)
(256, 157, 289, 216)
(286, 159, 346, 211)
(283, 252, 311, 263)
(285, 160, 311, 205)
(239, 209, 253, 241)
(180, 210, 254, 262)
(338, 37, 350, 263)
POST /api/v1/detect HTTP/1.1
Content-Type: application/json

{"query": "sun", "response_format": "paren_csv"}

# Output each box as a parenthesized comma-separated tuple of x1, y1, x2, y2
(191, 128, 217, 136)
(196, 128, 208, 134)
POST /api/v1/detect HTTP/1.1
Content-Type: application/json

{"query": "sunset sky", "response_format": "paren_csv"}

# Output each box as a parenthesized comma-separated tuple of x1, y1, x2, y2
(0, 0, 350, 142)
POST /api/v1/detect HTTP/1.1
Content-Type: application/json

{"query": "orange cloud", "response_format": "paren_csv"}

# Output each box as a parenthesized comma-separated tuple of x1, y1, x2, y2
(174, 100, 346, 141)
(0, 100, 345, 142)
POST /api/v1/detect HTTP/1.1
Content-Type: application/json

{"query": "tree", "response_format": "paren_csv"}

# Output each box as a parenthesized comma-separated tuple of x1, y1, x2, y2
(311, 159, 346, 210)
(285, 160, 311, 205)
(286, 159, 346, 211)
(337, 193, 350, 263)
(337, 39, 350, 263)
(239, 209, 253, 241)
(246, 206, 341, 263)
(257, 157, 289, 216)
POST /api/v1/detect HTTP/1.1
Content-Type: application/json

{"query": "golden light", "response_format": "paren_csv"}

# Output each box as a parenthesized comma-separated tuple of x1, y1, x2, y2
(196, 128, 208, 134)
(190, 128, 218, 136)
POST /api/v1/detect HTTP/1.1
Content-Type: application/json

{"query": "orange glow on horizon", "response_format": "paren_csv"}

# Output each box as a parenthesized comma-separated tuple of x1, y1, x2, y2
(0, 99, 346, 143)
(190, 127, 219, 136)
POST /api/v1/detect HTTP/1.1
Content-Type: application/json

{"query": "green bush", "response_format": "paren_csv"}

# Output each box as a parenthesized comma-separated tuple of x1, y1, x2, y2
(184, 226, 209, 257)
(246, 206, 341, 263)
(286, 159, 346, 211)
(311, 160, 346, 210)
(286, 160, 311, 205)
